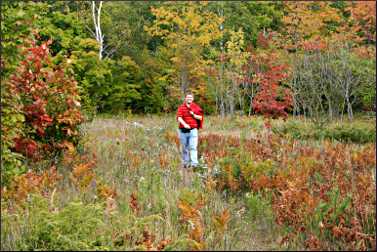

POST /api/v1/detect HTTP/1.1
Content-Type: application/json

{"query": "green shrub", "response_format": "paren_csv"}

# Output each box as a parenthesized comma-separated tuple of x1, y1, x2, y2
(1, 80, 26, 186)
(272, 119, 376, 143)
(245, 192, 273, 221)
(1, 193, 168, 251)
(272, 120, 312, 140)
(321, 125, 376, 143)
(14, 196, 110, 251)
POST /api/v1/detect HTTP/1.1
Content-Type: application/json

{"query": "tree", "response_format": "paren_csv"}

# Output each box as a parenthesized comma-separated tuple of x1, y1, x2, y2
(145, 1, 223, 97)
(250, 32, 292, 118)
(346, 1, 376, 44)
(205, 1, 284, 47)
(291, 43, 374, 121)
(206, 28, 249, 116)
(281, 2, 342, 51)
(2, 36, 83, 185)
(90, 1, 104, 60)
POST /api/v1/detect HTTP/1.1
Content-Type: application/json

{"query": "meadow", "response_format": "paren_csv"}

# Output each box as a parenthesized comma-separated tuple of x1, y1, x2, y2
(1, 114, 375, 251)
(2, 1, 376, 251)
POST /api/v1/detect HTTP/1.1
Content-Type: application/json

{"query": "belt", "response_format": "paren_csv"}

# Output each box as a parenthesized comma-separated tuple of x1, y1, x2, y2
(179, 128, 197, 133)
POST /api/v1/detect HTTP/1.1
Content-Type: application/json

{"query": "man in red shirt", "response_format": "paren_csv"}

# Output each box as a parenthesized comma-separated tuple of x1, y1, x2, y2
(176, 92, 204, 170)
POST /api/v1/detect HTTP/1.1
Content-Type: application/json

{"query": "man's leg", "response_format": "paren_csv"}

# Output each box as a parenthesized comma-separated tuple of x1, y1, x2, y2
(179, 131, 190, 168)
(188, 129, 199, 167)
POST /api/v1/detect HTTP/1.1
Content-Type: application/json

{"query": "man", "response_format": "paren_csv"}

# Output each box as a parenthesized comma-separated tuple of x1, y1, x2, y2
(176, 92, 204, 169)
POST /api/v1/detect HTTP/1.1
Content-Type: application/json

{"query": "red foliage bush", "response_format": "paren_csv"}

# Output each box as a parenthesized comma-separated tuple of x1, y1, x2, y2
(250, 32, 293, 118)
(7, 37, 83, 162)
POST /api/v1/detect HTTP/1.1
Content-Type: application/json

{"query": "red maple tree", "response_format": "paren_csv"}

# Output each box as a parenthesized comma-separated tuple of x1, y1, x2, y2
(250, 32, 293, 118)
(8, 36, 83, 161)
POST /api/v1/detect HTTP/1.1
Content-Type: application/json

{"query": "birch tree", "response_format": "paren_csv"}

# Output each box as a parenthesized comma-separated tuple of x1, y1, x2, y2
(91, 1, 103, 60)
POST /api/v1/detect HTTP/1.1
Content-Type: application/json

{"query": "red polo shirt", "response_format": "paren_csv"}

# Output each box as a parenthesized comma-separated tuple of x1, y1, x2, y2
(176, 102, 203, 129)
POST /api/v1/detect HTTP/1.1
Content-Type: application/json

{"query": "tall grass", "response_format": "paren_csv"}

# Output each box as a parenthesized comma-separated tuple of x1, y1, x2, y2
(2, 114, 375, 250)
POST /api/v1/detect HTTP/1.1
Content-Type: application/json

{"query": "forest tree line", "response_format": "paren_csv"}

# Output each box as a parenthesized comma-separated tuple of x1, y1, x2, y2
(2, 1, 376, 119)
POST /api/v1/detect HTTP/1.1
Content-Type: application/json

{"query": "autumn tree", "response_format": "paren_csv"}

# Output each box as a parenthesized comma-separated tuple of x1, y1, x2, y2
(207, 28, 249, 116)
(145, 1, 223, 98)
(250, 32, 292, 119)
(281, 2, 342, 51)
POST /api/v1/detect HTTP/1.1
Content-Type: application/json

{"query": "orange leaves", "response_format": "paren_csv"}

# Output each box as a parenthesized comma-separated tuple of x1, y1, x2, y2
(136, 230, 155, 251)
(282, 2, 341, 49)
(281, 0, 375, 57)
(302, 38, 328, 52)
(71, 162, 96, 189)
(158, 151, 169, 169)
(205, 176, 217, 191)
(127, 151, 142, 169)
(200, 132, 375, 250)
(177, 200, 201, 222)
(3, 166, 61, 203)
(346, 1, 376, 41)
(223, 164, 240, 192)
(97, 184, 117, 200)
(130, 192, 140, 215)
(68, 152, 118, 200)
(135, 229, 172, 251)
(250, 174, 270, 191)
(156, 238, 172, 251)
(56, 109, 83, 127)
(305, 234, 321, 250)
(351, 145, 376, 171)
(212, 209, 231, 235)
(351, 46, 376, 60)
(56, 109, 83, 137)
(57, 140, 75, 154)
(177, 190, 207, 246)
(177, 200, 204, 244)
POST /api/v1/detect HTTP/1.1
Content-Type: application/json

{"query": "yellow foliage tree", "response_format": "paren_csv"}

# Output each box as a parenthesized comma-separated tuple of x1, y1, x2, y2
(225, 28, 249, 114)
(145, 1, 223, 97)
(282, 2, 342, 50)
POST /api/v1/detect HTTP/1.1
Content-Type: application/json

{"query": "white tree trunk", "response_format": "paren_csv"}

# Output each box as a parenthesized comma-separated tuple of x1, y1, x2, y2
(92, 1, 103, 60)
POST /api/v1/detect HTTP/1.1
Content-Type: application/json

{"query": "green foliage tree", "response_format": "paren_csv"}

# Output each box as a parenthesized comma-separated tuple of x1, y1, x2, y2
(207, 1, 284, 47)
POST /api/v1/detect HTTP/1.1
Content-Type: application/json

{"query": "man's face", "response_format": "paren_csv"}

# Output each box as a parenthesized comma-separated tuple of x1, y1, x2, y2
(185, 94, 194, 104)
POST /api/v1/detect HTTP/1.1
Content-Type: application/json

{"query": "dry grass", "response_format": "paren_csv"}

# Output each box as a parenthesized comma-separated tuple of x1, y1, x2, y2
(3, 114, 374, 250)
(78, 115, 283, 250)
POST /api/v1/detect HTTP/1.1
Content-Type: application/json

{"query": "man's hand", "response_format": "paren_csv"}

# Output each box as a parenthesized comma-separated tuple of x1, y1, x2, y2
(190, 111, 202, 120)
(178, 116, 191, 129)
(183, 123, 191, 129)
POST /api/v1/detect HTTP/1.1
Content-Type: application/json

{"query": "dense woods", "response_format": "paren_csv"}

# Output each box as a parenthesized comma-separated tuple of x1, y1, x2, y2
(1, 1, 376, 251)
(2, 1, 375, 115)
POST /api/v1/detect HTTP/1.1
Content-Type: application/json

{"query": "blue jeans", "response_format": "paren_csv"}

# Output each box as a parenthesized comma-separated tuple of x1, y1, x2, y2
(178, 128, 199, 167)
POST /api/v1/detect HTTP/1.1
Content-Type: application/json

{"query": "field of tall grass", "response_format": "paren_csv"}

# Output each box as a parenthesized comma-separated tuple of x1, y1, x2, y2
(1, 114, 375, 250)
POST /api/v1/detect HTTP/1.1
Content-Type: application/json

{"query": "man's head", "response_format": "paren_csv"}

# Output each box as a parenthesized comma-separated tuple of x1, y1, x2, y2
(184, 92, 194, 105)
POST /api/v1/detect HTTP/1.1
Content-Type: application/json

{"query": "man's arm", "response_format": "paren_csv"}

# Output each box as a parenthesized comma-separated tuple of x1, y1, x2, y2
(189, 111, 203, 120)
(177, 116, 191, 129)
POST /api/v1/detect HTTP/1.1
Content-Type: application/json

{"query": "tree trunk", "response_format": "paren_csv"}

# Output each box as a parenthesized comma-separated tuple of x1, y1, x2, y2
(180, 67, 188, 95)
(92, 1, 103, 60)
(345, 82, 353, 120)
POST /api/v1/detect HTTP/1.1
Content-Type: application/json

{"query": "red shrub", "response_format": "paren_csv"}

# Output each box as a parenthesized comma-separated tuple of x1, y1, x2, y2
(8, 36, 83, 162)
